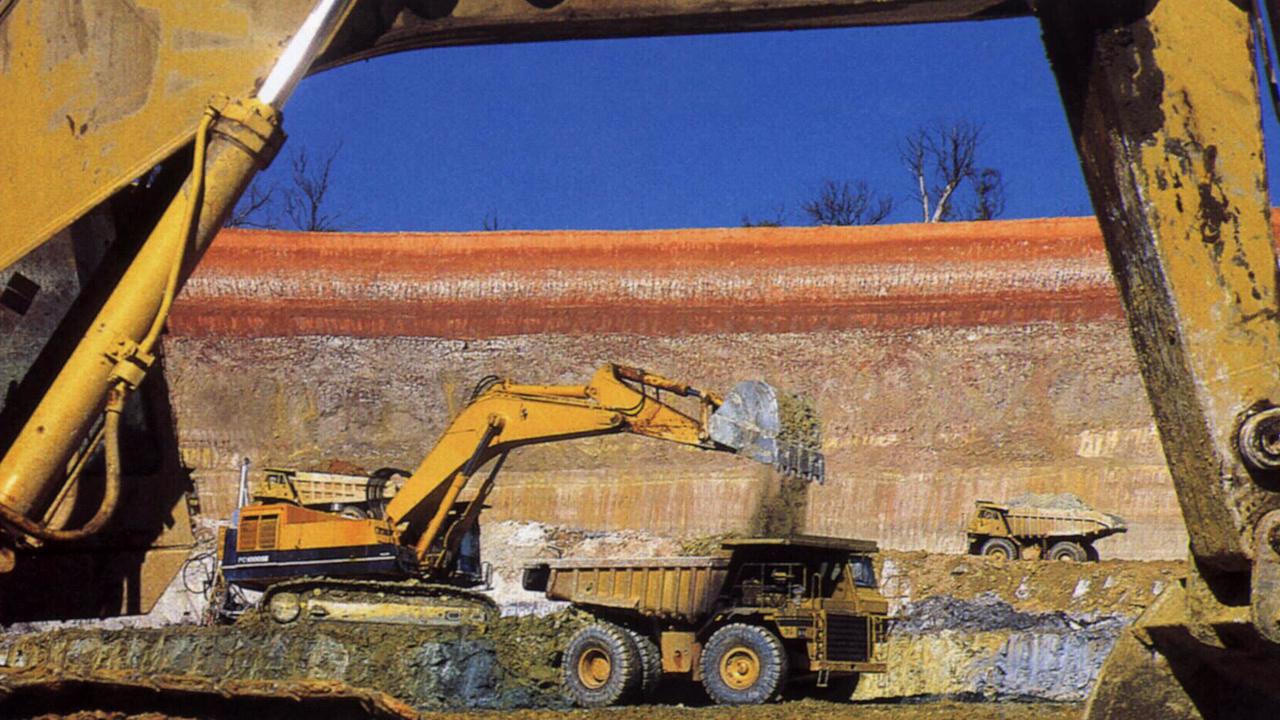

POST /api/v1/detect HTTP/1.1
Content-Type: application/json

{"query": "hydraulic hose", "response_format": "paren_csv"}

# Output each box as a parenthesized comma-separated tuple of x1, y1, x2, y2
(0, 386, 124, 541)
(0, 110, 216, 544)
(141, 107, 216, 355)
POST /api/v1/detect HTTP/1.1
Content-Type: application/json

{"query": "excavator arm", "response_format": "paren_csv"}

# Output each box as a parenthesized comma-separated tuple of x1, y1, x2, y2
(1038, 2, 1280, 717)
(385, 363, 818, 568)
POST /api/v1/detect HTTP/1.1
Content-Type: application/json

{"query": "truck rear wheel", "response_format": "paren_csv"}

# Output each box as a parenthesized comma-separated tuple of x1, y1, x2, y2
(979, 537, 1019, 560)
(624, 628, 662, 700)
(562, 623, 642, 707)
(1048, 540, 1087, 562)
(336, 505, 367, 520)
(700, 624, 788, 705)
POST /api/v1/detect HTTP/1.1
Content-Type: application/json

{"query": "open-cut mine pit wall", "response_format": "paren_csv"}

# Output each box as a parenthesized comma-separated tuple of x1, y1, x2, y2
(164, 217, 1195, 559)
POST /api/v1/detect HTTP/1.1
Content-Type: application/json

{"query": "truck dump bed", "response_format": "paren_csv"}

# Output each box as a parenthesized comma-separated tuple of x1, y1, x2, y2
(1002, 506, 1127, 540)
(260, 468, 404, 507)
(532, 556, 731, 624)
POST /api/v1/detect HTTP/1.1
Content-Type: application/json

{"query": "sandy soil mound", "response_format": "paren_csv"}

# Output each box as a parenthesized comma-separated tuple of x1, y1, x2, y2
(878, 550, 1183, 617)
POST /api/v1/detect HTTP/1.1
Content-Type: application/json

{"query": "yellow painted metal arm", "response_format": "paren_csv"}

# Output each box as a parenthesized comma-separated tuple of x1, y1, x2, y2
(385, 364, 722, 548)
(0, 99, 283, 552)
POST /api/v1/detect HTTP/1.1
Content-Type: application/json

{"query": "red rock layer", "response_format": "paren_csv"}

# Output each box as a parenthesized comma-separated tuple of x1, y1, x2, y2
(171, 218, 1123, 338)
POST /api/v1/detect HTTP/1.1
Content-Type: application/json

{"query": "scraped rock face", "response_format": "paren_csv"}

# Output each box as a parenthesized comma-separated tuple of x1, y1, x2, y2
(166, 219, 1188, 558)
(859, 550, 1181, 702)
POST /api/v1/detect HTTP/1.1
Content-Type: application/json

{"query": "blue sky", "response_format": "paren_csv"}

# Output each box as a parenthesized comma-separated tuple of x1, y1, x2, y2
(253, 16, 1280, 232)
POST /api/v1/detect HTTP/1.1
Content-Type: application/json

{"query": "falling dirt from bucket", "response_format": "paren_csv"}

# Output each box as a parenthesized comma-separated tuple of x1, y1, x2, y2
(748, 469, 811, 537)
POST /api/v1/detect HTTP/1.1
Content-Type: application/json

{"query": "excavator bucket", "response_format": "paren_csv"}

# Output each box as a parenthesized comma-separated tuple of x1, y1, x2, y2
(708, 381, 825, 482)
(1084, 575, 1280, 720)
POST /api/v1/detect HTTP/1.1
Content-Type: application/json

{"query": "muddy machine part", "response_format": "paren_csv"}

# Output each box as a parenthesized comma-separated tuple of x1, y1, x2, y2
(0, 0, 352, 620)
(1038, 1, 1280, 717)
(709, 381, 825, 482)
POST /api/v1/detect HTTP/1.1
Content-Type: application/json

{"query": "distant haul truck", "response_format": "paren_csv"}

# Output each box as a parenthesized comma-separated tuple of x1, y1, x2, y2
(522, 536, 888, 707)
(252, 467, 408, 519)
(966, 495, 1128, 561)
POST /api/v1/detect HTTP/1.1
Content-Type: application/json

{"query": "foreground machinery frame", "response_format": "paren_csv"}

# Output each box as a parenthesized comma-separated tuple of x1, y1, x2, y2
(3, 0, 1280, 716)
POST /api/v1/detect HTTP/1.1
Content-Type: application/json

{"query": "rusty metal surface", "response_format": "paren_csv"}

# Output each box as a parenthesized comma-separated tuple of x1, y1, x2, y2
(315, 0, 1028, 71)
(1039, 1, 1280, 715)
(1249, 509, 1280, 644)
(1040, 0, 1280, 574)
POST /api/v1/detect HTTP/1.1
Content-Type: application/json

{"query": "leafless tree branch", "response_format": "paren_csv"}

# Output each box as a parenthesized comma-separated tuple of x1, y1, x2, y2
(968, 167, 1006, 221)
(901, 120, 998, 223)
(901, 131, 930, 222)
(930, 121, 979, 221)
(225, 183, 277, 228)
(283, 142, 344, 232)
(802, 180, 894, 226)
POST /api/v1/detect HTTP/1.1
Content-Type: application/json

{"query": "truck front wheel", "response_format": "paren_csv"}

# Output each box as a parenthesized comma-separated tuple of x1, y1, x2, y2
(700, 624, 789, 705)
(562, 623, 642, 707)
(979, 537, 1019, 560)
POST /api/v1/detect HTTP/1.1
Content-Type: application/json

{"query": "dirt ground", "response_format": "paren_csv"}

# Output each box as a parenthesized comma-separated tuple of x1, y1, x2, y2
(7, 524, 1182, 716)
(36, 700, 1083, 720)
(421, 700, 1083, 720)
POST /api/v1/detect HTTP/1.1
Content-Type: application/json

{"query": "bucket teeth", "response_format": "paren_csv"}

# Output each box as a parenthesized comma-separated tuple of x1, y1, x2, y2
(775, 442, 826, 484)
(708, 380, 826, 483)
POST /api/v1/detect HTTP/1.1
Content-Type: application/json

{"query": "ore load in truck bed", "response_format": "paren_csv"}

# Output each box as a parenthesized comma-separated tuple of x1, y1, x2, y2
(1001, 494, 1127, 540)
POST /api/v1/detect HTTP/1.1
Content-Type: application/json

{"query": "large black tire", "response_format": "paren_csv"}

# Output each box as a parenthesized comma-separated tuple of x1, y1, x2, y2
(336, 505, 367, 520)
(367, 468, 409, 519)
(1048, 540, 1087, 562)
(1083, 542, 1100, 562)
(700, 624, 789, 705)
(562, 623, 642, 707)
(624, 628, 663, 701)
(979, 537, 1019, 560)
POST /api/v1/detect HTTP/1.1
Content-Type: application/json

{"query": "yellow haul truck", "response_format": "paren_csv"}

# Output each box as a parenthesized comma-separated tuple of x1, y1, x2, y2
(523, 535, 887, 707)
(219, 364, 824, 622)
(252, 467, 409, 520)
(966, 497, 1127, 561)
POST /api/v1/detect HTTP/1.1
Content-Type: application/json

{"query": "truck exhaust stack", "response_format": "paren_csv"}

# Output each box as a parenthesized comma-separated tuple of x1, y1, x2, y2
(708, 380, 825, 483)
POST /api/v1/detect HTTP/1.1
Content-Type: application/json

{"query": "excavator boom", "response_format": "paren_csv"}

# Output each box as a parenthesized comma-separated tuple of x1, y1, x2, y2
(222, 363, 822, 592)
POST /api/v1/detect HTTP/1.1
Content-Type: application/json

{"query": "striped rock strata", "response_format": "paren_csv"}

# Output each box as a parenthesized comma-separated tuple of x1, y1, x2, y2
(165, 218, 1203, 558)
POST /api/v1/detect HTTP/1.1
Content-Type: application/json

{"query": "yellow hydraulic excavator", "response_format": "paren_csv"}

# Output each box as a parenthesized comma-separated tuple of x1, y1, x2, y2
(5, 1, 1280, 717)
(220, 362, 823, 623)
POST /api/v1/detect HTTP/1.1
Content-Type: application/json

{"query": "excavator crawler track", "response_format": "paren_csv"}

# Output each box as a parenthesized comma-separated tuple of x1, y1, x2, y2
(255, 577, 498, 629)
